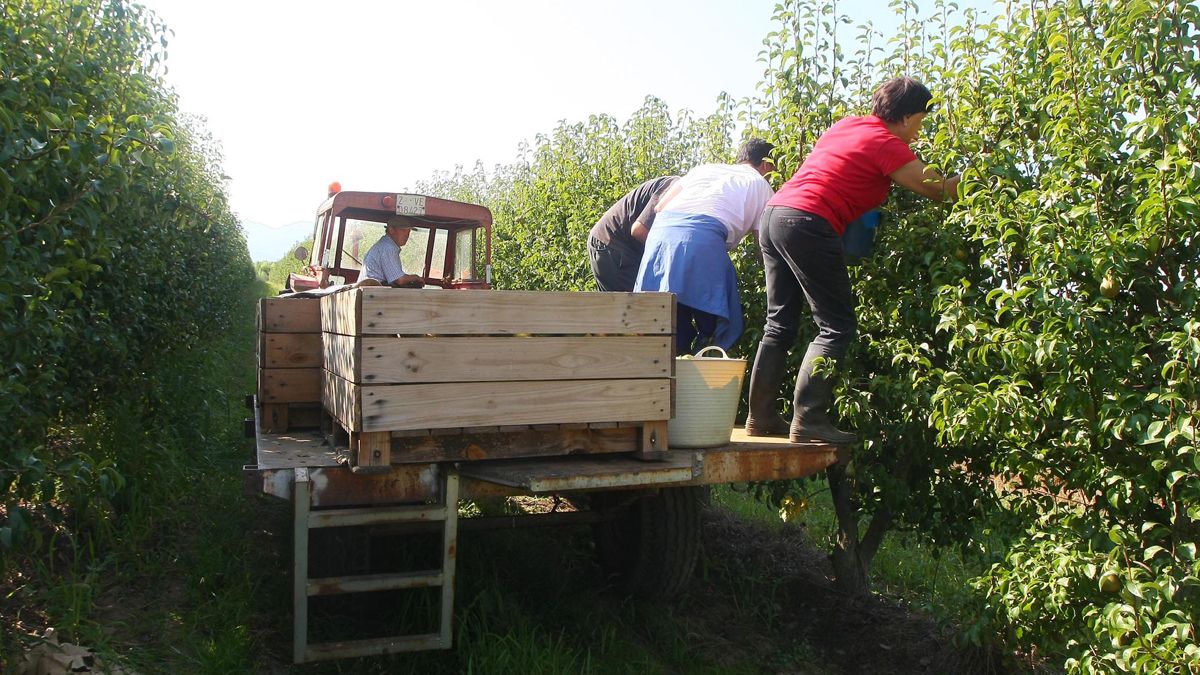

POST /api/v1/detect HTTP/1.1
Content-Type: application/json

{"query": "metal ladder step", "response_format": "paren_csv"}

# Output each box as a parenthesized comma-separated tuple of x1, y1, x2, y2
(305, 633, 445, 662)
(308, 503, 447, 528)
(307, 570, 444, 596)
(293, 466, 459, 663)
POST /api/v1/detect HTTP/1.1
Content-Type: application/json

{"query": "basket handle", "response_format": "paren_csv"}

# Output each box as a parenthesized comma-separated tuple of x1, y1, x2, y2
(693, 345, 729, 359)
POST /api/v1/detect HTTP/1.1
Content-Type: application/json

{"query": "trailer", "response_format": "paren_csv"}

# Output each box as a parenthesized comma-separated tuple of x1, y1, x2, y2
(244, 188, 838, 663)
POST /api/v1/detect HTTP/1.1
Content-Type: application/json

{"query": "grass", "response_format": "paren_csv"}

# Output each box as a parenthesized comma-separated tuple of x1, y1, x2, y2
(1, 275, 984, 673)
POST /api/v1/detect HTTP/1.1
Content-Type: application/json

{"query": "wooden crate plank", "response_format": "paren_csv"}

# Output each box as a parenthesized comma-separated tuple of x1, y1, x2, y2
(322, 370, 360, 432)
(279, 403, 323, 430)
(391, 427, 638, 463)
(320, 289, 362, 336)
(323, 333, 361, 382)
(260, 297, 322, 333)
(262, 333, 323, 369)
(360, 379, 672, 432)
(259, 368, 321, 404)
(357, 336, 671, 384)
(392, 428, 432, 438)
(347, 288, 673, 336)
(262, 403, 289, 433)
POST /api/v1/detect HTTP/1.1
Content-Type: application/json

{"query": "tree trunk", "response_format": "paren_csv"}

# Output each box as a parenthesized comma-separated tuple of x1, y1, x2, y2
(826, 451, 898, 597)
(827, 459, 871, 596)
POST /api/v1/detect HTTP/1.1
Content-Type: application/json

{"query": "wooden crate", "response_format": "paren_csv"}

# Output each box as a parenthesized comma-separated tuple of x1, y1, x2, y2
(320, 288, 676, 466)
(257, 297, 324, 432)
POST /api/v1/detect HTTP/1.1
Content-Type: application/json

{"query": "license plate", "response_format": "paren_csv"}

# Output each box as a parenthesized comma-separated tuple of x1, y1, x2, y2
(395, 195, 426, 216)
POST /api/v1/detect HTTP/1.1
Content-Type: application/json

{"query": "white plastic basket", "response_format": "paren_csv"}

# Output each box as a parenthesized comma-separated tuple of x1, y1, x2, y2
(668, 346, 748, 448)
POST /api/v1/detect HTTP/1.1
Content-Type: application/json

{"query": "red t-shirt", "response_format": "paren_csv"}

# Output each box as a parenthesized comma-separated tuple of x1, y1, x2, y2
(768, 116, 917, 234)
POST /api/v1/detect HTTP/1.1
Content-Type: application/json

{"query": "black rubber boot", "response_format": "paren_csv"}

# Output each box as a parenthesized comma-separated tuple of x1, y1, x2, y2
(744, 341, 790, 436)
(789, 350, 856, 444)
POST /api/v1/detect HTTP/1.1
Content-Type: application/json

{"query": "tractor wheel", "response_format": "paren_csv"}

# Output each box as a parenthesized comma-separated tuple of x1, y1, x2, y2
(591, 485, 707, 600)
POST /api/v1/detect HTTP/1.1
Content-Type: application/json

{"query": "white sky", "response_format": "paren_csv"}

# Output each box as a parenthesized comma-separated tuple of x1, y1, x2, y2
(135, 0, 993, 229)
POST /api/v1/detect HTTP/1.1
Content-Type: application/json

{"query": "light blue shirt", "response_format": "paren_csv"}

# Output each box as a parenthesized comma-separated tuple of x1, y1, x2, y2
(363, 235, 406, 284)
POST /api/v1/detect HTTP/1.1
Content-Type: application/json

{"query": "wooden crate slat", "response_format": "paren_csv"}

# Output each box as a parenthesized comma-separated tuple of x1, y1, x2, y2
(359, 379, 672, 432)
(261, 333, 323, 369)
(259, 368, 321, 404)
(322, 369, 360, 432)
(323, 288, 674, 336)
(323, 333, 361, 382)
(320, 289, 362, 336)
(260, 297, 322, 333)
(336, 378, 671, 433)
(333, 335, 670, 384)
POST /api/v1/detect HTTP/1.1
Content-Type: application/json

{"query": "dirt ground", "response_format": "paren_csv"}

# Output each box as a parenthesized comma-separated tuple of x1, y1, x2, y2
(685, 508, 1010, 675)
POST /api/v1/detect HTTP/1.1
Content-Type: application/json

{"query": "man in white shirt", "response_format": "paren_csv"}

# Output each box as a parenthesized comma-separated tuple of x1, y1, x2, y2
(362, 218, 424, 287)
(634, 139, 776, 354)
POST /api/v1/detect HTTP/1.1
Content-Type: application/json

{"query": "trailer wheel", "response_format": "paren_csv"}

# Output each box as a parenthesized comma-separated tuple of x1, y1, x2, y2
(591, 486, 707, 600)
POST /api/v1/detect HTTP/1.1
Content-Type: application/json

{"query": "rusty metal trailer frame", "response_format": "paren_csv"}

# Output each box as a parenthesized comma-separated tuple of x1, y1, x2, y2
(245, 416, 837, 663)
(245, 430, 837, 506)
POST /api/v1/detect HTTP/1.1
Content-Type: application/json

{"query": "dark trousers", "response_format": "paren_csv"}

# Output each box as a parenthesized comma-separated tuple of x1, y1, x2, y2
(677, 304, 718, 355)
(588, 236, 640, 292)
(758, 205, 857, 360)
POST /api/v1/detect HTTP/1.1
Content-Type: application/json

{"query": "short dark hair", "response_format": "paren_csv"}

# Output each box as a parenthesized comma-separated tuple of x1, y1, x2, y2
(736, 138, 775, 166)
(871, 77, 933, 123)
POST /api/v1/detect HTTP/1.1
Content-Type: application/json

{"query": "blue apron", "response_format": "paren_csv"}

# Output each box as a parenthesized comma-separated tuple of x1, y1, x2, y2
(634, 212, 743, 349)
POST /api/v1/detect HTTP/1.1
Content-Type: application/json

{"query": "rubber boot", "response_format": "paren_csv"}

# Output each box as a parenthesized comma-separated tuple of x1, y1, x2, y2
(744, 341, 790, 436)
(789, 350, 857, 444)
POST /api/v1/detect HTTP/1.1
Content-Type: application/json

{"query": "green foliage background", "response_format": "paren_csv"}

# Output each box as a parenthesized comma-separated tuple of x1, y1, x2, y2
(1, 0, 251, 551)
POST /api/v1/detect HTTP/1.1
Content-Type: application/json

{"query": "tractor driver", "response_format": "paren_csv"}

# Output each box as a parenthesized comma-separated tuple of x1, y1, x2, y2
(363, 217, 425, 288)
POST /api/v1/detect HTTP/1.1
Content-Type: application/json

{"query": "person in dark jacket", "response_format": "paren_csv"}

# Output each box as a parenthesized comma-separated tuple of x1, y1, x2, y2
(745, 77, 959, 443)
(587, 176, 679, 292)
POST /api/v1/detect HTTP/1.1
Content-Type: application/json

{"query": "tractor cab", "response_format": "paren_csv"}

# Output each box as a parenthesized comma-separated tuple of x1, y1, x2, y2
(287, 187, 492, 292)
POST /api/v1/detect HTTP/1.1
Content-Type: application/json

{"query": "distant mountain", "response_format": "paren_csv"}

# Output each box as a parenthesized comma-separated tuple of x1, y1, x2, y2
(241, 219, 313, 262)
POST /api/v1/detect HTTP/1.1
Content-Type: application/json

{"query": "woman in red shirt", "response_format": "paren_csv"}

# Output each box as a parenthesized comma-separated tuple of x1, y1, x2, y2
(745, 77, 960, 443)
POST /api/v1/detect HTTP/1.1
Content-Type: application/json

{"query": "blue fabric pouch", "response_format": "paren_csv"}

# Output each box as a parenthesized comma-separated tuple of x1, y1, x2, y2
(842, 209, 882, 265)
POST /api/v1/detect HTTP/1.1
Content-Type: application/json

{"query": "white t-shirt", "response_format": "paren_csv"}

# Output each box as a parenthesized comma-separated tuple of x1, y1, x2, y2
(362, 235, 406, 284)
(660, 163, 775, 248)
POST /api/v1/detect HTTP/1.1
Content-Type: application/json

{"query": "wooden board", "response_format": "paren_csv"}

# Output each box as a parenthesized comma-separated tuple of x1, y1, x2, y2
(322, 288, 674, 336)
(323, 369, 360, 432)
(389, 426, 639, 463)
(259, 297, 322, 333)
(324, 334, 672, 384)
(259, 368, 321, 404)
(460, 453, 698, 492)
(323, 333, 360, 382)
(255, 429, 341, 470)
(261, 333, 323, 369)
(261, 402, 323, 433)
(323, 371, 672, 433)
